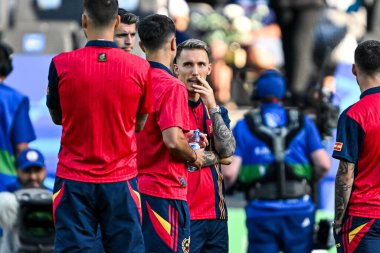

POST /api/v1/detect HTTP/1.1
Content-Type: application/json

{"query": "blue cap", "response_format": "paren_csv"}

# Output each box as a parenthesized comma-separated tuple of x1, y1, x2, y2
(16, 148, 46, 171)
(254, 70, 286, 100)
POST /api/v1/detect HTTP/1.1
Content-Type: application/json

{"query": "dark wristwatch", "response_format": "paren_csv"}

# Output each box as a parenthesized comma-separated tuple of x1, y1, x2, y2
(209, 105, 221, 115)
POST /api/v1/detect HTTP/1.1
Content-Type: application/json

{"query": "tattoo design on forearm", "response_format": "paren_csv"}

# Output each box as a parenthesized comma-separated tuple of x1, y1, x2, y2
(210, 113, 236, 157)
(334, 161, 354, 224)
(203, 151, 219, 167)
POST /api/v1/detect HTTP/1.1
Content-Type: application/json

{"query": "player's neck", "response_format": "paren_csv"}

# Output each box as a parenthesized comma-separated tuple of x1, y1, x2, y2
(86, 28, 115, 42)
(145, 51, 173, 71)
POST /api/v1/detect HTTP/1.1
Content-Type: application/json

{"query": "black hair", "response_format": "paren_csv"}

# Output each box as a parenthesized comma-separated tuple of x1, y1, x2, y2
(118, 8, 138, 25)
(137, 14, 176, 51)
(0, 42, 13, 77)
(355, 40, 380, 76)
(174, 39, 211, 64)
(83, 0, 118, 27)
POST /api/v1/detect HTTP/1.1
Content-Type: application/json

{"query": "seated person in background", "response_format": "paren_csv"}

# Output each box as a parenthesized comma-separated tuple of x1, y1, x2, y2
(4, 148, 47, 192)
(0, 148, 50, 253)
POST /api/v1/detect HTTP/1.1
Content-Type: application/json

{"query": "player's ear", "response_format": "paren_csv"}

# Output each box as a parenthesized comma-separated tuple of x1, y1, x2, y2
(139, 41, 146, 53)
(114, 15, 120, 29)
(173, 64, 179, 76)
(170, 37, 176, 51)
(207, 63, 211, 76)
(82, 14, 88, 38)
(352, 64, 357, 77)
(82, 13, 88, 30)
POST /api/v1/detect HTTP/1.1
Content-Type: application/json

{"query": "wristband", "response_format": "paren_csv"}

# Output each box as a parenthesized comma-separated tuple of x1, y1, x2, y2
(189, 149, 197, 164)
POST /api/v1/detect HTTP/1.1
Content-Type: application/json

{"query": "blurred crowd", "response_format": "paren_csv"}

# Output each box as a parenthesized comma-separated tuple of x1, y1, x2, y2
(0, 0, 379, 252)
(0, 0, 379, 110)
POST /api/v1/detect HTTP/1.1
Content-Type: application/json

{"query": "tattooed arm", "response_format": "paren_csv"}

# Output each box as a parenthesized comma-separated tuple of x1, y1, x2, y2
(202, 151, 233, 167)
(334, 160, 355, 234)
(210, 112, 236, 158)
(191, 77, 236, 158)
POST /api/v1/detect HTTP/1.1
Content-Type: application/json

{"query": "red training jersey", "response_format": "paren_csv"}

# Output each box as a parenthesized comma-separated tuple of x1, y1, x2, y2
(137, 61, 190, 201)
(333, 87, 380, 218)
(187, 99, 227, 220)
(47, 40, 152, 183)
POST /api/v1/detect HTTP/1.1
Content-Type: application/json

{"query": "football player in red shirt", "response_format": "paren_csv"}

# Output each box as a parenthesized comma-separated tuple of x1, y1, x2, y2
(137, 14, 204, 253)
(174, 38, 235, 253)
(46, 0, 152, 252)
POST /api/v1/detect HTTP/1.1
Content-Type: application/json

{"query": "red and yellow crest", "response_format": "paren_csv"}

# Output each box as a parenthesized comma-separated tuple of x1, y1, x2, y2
(333, 142, 343, 152)
(182, 237, 190, 253)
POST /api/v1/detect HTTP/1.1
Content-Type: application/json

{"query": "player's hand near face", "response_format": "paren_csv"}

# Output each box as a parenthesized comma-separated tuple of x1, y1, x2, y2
(192, 76, 217, 110)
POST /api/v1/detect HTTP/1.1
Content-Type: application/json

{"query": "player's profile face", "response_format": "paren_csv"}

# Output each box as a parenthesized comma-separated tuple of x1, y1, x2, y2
(174, 49, 211, 93)
(114, 23, 136, 52)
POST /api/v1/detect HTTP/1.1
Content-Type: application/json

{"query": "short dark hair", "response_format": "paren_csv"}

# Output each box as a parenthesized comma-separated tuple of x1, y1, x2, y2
(137, 14, 176, 51)
(83, 0, 118, 27)
(0, 42, 13, 77)
(175, 39, 211, 64)
(354, 40, 380, 76)
(118, 8, 138, 25)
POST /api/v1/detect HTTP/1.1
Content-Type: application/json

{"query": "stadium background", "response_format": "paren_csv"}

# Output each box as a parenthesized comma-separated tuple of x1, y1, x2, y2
(1, 0, 364, 252)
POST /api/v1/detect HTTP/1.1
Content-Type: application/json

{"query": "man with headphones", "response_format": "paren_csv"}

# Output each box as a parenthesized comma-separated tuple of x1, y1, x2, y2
(0, 42, 36, 192)
(223, 69, 331, 253)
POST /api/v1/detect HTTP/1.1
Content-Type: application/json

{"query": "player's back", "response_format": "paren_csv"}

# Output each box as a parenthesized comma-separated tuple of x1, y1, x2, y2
(52, 41, 150, 182)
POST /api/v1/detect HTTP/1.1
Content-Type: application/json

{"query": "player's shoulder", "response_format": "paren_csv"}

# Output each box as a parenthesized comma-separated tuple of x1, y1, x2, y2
(52, 48, 80, 62)
(154, 69, 185, 88)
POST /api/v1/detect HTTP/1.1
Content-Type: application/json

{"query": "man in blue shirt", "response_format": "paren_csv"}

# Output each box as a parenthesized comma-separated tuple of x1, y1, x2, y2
(223, 69, 331, 253)
(4, 148, 47, 192)
(0, 42, 36, 191)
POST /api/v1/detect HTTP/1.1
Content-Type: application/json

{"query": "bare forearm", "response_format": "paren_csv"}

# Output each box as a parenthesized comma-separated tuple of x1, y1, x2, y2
(203, 151, 232, 167)
(210, 113, 236, 157)
(15, 143, 29, 156)
(165, 134, 196, 162)
(203, 151, 219, 167)
(334, 161, 355, 225)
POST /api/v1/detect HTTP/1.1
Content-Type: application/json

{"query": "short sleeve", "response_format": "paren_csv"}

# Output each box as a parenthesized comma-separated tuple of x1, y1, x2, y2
(220, 106, 231, 129)
(157, 83, 190, 132)
(332, 110, 364, 163)
(46, 60, 60, 110)
(137, 66, 153, 114)
(11, 97, 36, 145)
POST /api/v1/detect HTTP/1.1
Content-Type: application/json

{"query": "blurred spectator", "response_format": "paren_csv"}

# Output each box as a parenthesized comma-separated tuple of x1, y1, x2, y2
(223, 70, 330, 253)
(114, 8, 138, 53)
(0, 42, 36, 192)
(4, 148, 47, 192)
(209, 40, 233, 105)
(269, 0, 325, 102)
(168, 0, 192, 44)
(0, 148, 49, 253)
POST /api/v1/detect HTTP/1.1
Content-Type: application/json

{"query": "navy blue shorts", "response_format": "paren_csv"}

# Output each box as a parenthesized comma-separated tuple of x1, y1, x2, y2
(246, 209, 315, 253)
(190, 219, 228, 253)
(141, 193, 190, 253)
(334, 215, 380, 253)
(53, 176, 144, 253)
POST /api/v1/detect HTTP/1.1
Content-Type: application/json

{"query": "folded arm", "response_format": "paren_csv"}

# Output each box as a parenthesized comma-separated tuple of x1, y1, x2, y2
(162, 127, 204, 169)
